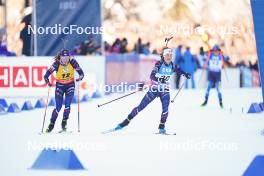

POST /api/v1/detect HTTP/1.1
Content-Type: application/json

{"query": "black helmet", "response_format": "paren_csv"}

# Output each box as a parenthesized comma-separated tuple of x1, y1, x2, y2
(59, 49, 70, 65)
(60, 49, 70, 56)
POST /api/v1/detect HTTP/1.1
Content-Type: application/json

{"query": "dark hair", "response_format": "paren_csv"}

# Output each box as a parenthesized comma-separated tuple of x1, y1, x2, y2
(54, 50, 63, 62)
(54, 53, 60, 61)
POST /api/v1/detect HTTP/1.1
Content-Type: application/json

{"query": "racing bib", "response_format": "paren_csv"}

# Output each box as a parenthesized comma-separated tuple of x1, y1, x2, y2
(56, 63, 74, 84)
(208, 55, 222, 72)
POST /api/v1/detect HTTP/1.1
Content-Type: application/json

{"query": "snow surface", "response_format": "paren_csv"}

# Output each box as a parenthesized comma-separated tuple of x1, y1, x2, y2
(0, 88, 264, 176)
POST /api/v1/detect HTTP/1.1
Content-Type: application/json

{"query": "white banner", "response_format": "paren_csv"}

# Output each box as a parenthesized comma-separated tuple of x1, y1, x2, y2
(0, 56, 105, 97)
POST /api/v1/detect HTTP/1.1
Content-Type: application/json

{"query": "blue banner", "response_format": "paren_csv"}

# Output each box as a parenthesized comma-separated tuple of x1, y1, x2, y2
(35, 0, 102, 56)
(251, 0, 264, 101)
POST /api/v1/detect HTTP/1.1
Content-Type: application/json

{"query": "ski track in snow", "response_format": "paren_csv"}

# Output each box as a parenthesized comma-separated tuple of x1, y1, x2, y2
(0, 88, 263, 176)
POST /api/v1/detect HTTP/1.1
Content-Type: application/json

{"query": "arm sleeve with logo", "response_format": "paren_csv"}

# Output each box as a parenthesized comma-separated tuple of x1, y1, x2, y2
(150, 61, 162, 81)
(44, 61, 59, 79)
(70, 58, 84, 80)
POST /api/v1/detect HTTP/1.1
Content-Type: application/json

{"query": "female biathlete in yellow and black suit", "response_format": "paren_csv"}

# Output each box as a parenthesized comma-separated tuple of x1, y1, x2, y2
(44, 49, 84, 132)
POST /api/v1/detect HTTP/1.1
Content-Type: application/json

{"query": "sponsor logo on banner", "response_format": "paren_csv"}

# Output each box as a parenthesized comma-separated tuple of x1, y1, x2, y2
(0, 66, 10, 87)
(0, 56, 105, 97)
(0, 66, 56, 88)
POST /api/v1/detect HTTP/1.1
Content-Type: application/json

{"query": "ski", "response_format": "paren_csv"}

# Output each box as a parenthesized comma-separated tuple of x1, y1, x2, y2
(154, 132, 176, 136)
(102, 128, 118, 134)
(102, 128, 176, 135)
(38, 131, 52, 135)
(102, 128, 123, 134)
(39, 132, 46, 135)
(58, 130, 72, 134)
(38, 130, 72, 135)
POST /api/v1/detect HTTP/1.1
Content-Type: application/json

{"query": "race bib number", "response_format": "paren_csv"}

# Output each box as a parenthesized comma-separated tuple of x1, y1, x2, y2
(158, 75, 171, 84)
(209, 56, 222, 71)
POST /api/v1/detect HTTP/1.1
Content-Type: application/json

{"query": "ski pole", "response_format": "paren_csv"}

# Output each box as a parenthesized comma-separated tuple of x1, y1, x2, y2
(97, 90, 138, 108)
(41, 85, 51, 133)
(97, 83, 146, 108)
(171, 79, 186, 103)
(197, 68, 205, 85)
(198, 50, 211, 85)
(77, 81, 80, 132)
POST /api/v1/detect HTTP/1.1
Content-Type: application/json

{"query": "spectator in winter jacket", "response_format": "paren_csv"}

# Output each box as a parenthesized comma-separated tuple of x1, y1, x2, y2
(174, 45, 184, 89)
(182, 47, 197, 89)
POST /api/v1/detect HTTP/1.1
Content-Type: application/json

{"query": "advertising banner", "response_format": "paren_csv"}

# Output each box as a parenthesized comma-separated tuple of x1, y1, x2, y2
(0, 56, 105, 97)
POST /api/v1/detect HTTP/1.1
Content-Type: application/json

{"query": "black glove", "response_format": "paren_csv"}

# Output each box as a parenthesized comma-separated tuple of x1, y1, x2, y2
(44, 76, 51, 86)
(76, 75, 84, 82)
(137, 82, 145, 91)
(158, 77, 167, 84)
(155, 73, 168, 84)
(184, 73, 191, 79)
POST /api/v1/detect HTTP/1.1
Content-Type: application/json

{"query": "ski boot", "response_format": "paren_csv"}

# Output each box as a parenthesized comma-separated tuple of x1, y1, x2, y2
(219, 100, 223, 109)
(61, 119, 67, 131)
(45, 122, 54, 133)
(158, 128, 167, 134)
(201, 99, 208, 106)
(115, 124, 123, 131)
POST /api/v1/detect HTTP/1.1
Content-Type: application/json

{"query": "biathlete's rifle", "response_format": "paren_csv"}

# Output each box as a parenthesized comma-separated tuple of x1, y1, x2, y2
(165, 37, 173, 47)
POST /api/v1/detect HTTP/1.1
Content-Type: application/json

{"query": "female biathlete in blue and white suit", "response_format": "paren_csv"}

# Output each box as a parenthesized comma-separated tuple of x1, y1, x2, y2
(113, 48, 190, 134)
